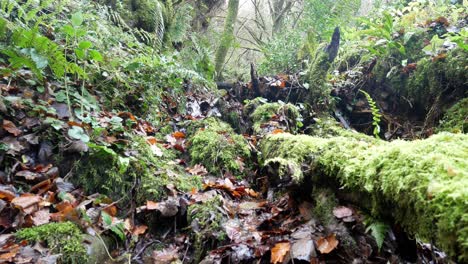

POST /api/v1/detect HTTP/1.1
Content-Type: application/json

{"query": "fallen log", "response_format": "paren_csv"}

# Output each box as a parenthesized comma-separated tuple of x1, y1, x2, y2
(259, 131, 468, 261)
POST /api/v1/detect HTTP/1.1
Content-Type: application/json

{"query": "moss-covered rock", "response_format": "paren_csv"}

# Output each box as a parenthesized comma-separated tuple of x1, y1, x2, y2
(405, 48, 467, 112)
(436, 98, 468, 133)
(187, 196, 227, 262)
(244, 98, 301, 134)
(188, 118, 251, 176)
(260, 132, 468, 260)
(74, 135, 201, 203)
(16, 222, 87, 263)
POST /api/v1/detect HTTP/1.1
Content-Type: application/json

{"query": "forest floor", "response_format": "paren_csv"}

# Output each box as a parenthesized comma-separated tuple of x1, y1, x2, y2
(0, 69, 455, 264)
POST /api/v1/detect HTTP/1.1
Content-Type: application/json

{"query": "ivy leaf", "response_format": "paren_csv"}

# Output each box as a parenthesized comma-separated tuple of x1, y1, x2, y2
(68, 126, 90, 143)
(101, 211, 112, 226)
(29, 49, 48, 69)
(71, 12, 84, 27)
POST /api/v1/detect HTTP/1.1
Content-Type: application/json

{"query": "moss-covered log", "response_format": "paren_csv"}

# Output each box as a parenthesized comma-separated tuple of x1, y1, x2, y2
(260, 131, 468, 261)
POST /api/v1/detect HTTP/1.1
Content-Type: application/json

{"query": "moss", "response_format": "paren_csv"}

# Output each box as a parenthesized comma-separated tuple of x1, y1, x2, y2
(188, 118, 250, 176)
(16, 222, 86, 263)
(187, 196, 226, 262)
(436, 98, 468, 133)
(260, 132, 468, 260)
(247, 100, 301, 134)
(308, 44, 333, 106)
(74, 135, 201, 204)
(405, 48, 467, 111)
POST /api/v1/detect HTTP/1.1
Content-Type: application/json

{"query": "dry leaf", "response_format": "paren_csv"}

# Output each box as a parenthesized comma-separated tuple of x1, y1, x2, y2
(3, 120, 22, 136)
(316, 234, 339, 254)
(146, 201, 158, 210)
(270, 242, 291, 264)
(172, 131, 186, 139)
(32, 209, 50, 226)
(11, 195, 42, 214)
(186, 164, 208, 176)
(132, 225, 148, 236)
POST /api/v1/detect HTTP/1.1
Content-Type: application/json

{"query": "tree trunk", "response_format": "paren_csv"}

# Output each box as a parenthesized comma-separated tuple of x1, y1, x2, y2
(214, 0, 240, 81)
(259, 130, 468, 261)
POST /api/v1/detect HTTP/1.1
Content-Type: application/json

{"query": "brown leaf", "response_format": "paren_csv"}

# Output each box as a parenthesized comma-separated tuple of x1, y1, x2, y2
(146, 201, 158, 210)
(316, 234, 339, 254)
(186, 164, 208, 176)
(0, 189, 16, 202)
(11, 195, 42, 214)
(172, 131, 186, 139)
(270, 242, 291, 264)
(132, 225, 148, 236)
(333, 206, 353, 219)
(32, 209, 50, 226)
(152, 246, 179, 264)
(3, 120, 22, 136)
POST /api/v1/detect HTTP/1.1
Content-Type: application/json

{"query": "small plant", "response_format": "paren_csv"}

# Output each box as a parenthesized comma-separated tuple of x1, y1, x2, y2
(364, 218, 390, 251)
(360, 89, 382, 138)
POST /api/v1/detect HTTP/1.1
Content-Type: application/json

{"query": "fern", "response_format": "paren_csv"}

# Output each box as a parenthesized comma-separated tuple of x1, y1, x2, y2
(365, 221, 390, 251)
(360, 89, 382, 138)
(167, 3, 193, 43)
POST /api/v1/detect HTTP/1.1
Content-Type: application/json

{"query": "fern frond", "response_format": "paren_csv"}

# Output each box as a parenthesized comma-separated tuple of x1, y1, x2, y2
(365, 221, 389, 251)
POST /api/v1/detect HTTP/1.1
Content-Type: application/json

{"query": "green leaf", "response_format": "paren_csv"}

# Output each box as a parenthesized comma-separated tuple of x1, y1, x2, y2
(55, 91, 67, 102)
(61, 24, 75, 36)
(110, 223, 125, 240)
(71, 12, 84, 27)
(118, 157, 130, 174)
(74, 48, 85, 60)
(68, 126, 90, 143)
(89, 50, 103, 62)
(78, 41, 92, 50)
(101, 211, 112, 226)
(366, 222, 389, 250)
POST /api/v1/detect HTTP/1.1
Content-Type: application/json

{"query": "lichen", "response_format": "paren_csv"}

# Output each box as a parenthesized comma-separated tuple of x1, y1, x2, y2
(16, 222, 87, 263)
(188, 118, 251, 176)
(436, 98, 467, 133)
(260, 132, 468, 260)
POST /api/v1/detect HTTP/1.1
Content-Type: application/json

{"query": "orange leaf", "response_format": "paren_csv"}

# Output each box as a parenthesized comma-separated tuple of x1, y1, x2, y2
(316, 234, 339, 254)
(271, 129, 284, 134)
(0, 189, 16, 202)
(270, 241, 291, 264)
(172, 131, 186, 139)
(103, 205, 118, 217)
(132, 225, 148, 236)
(2, 120, 22, 136)
(146, 136, 158, 145)
(146, 201, 158, 210)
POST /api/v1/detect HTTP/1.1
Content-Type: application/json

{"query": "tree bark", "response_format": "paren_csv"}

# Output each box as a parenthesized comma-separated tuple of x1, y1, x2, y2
(214, 0, 240, 81)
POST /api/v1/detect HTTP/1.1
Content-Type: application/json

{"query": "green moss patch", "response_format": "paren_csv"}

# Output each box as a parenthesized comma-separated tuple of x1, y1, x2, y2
(260, 132, 468, 260)
(16, 222, 87, 263)
(437, 98, 468, 133)
(188, 118, 251, 176)
(245, 99, 301, 134)
(74, 135, 201, 203)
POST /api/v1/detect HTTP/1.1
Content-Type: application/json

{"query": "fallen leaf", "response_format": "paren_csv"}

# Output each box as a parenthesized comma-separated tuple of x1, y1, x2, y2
(172, 131, 186, 139)
(186, 164, 208, 176)
(11, 195, 42, 214)
(132, 225, 148, 236)
(271, 242, 291, 264)
(316, 234, 339, 254)
(146, 201, 158, 210)
(31, 209, 50, 226)
(0, 189, 16, 202)
(152, 246, 179, 264)
(15, 170, 40, 181)
(291, 238, 316, 261)
(272, 129, 284, 134)
(3, 120, 22, 136)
